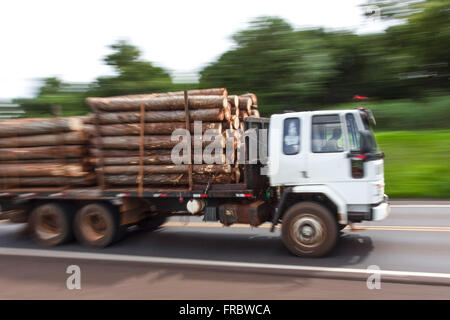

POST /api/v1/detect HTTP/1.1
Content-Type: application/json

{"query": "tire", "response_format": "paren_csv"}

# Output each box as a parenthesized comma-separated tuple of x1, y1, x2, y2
(137, 214, 167, 232)
(281, 202, 338, 257)
(29, 202, 74, 246)
(74, 202, 125, 247)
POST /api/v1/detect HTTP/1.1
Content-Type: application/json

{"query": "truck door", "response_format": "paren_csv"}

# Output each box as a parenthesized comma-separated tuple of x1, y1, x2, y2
(273, 114, 307, 185)
(307, 114, 350, 184)
(269, 115, 308, 186)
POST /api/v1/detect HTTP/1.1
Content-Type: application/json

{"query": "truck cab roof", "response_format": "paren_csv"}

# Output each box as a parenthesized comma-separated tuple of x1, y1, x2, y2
(271, 109, 358, 120)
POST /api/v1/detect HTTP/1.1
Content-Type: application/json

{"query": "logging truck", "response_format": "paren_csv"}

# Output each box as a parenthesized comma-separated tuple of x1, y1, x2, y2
(0, 106, 389, 257)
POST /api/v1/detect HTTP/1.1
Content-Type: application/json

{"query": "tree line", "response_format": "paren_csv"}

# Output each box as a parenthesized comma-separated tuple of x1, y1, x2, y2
(14, 0, 449, 118)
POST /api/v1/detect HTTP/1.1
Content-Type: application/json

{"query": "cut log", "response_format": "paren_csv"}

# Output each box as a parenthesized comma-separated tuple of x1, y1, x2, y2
(227, 95, 239, 108)
(92, 135, 226, 150)
(250, 109, 260, 117)
(0, 117, 84, 138)
(238, 96, 252, 113)
(0, 176, 95, 187)
(0, 158, 84, 164)
(100, 88, 227, 100)
(89, 148, 172, 158)
(222, 117, 240, 131)
(87, 95, 228, 112)
(223, 106, 231, 121)
(239, 111, 249, 121)
(0, 132, 86, 148)
(89, 154, 226, 165)
(95, 108, 228, 124)
(222, 120, 232, 130)
(97, 122, 222, 136)
(151, 88, 227, 97)
(231, 107, 240, 117)
(231, 115, 240, 130)
(79, 114, 96, 124)
(0, 163, 88, 177)
(103, 164, 232, 175)
(241, 93, 258, 106)
(104, 173, 235, 186)
(81, 124, 97, 136)
(0, 146, 85, 160)
(89, 148, 225, 162)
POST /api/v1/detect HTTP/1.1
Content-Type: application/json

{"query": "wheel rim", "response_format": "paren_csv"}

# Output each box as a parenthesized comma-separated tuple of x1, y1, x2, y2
(80, 210, 108, 241)
(291, 215, 325, 248)
(35, 209, 62, 241)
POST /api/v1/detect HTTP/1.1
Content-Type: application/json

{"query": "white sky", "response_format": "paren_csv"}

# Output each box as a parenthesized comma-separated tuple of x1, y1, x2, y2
(0, 0, 390, 99)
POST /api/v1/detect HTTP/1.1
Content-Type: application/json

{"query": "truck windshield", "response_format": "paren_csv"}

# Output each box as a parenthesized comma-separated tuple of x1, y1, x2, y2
(346, 111, 379, 152)
(359, 110, 379, 152)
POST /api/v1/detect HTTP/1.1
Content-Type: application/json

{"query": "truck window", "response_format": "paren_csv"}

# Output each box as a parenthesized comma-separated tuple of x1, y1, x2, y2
(345, 113, 360, 151)
(311, 115, 344, 153)
(283, 118, 300, 155)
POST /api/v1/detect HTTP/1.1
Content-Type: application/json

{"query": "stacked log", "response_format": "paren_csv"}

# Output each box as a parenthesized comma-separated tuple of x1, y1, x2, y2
(86, 88, 250, 188)
(0, 117, 93, 188)
(236, 92, 260, 182)
(238, 92, 259, 122)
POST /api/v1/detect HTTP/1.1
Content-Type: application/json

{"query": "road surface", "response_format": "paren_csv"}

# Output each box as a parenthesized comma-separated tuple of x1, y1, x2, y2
(0, 201, 449, 299)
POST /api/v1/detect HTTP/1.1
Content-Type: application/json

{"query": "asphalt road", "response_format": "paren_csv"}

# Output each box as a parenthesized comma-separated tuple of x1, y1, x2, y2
(0, 201, 449, 299)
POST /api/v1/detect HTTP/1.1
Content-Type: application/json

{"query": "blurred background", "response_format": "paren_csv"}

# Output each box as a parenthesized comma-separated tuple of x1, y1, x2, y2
(0, 0, 449, 198)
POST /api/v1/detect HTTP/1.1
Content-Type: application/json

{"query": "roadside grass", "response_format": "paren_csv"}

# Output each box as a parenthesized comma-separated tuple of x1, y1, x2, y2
(330, 95, 450, 131)
(376, 130, 450, 198)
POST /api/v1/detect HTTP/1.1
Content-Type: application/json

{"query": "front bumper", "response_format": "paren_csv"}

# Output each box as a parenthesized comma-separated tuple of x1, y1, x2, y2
(371, 195, 390, 221)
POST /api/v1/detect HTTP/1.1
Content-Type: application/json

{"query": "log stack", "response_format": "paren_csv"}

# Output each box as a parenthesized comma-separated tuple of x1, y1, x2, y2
(238, 93, 259, 126)
(0, 117, 94, 188)
(86, 88, 256, 189)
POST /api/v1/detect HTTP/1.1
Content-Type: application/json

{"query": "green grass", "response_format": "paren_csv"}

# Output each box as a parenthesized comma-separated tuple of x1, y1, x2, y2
(376, 130, 450, 198)
(330, 95, 450, 131)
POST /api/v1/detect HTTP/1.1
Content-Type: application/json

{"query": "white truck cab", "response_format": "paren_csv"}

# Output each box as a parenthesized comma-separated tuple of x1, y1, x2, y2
(267, 108, 390, 257)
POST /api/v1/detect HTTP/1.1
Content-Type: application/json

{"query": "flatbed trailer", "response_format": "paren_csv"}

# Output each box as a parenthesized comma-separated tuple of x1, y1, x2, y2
(0, 117, 274, 248)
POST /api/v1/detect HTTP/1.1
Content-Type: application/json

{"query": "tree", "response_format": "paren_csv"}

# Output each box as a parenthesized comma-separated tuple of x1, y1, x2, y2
(38, 77, 63, 96)
(91, 40, 173, 97)
(362, 0, 450, 95)
(14, 77, 89, 117)
(15, 41, 176, 117)
(200, 17, 338, 114)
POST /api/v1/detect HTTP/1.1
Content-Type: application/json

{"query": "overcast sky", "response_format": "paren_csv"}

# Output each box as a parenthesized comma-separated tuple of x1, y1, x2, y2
(0, 0, 389, 99)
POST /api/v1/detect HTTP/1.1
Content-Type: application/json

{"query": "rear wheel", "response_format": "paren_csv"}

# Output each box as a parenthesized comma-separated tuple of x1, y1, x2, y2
(74, 202, 125, 247)
(29, 202, 74, 246)
(281, 202, 338, 257)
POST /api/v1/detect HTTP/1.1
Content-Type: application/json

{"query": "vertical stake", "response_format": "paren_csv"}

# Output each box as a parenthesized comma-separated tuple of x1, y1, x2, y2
(184, 91, 193, 190)
(138, 101, 145, 196)
(93, 105, 105, 190)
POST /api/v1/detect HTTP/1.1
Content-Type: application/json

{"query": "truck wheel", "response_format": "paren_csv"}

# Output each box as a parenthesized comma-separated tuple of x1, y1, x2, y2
(281, 202, 338, 257)
(137, 214, 167, 232)
(74, 203, 124, 247)
(29, 202, 74, 246)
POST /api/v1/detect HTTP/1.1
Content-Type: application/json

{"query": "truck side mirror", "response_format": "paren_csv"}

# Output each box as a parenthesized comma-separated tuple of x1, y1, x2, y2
(359, 130, 372, 154)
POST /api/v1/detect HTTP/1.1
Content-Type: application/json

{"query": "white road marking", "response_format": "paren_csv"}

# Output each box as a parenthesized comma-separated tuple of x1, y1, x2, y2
(391, 205, 450, 208)
(161, 221, 450, 232)
(0, 247, 449, 282)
